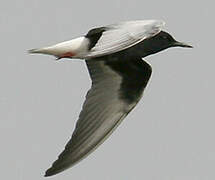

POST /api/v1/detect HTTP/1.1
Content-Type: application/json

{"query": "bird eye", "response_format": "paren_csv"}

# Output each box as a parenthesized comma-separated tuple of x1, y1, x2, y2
(161, 35, 172, 42)
(162, 35, 168, 39)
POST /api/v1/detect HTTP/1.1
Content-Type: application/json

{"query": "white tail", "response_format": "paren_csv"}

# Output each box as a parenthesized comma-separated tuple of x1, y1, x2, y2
(28, 37, 89, 58)
(28, 48, 55, 54)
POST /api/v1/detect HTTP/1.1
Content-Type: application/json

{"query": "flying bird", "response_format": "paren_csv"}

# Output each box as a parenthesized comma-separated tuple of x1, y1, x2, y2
(29, 20, 192, 177)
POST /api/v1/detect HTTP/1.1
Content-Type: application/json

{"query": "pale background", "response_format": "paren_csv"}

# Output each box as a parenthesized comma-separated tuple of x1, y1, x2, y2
(1, 0, 214, 180)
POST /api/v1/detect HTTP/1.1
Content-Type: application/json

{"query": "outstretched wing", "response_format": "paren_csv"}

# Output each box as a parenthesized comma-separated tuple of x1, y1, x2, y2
(45, 57, 152, 176)
(85, 20, 165, 58)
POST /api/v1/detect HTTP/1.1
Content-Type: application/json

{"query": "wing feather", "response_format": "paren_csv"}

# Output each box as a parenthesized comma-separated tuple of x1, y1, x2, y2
(45, 57, 152, 177)
(85, 20, 165, 58)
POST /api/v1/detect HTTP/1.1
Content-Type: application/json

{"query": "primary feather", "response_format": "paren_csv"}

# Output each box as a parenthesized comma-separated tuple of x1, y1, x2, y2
(85, 20, 165, 58)
(45, 57, 152, 176)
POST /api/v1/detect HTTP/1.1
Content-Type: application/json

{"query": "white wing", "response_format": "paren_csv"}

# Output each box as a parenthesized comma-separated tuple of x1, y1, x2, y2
(85, 20, 165, 58)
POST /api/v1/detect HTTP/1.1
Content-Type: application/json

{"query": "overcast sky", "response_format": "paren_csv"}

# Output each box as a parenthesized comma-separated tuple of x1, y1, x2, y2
(1, 0, 214, 180)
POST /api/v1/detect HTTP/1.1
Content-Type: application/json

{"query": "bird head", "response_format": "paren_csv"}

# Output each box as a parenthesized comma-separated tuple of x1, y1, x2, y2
(142, 31, 193, 56)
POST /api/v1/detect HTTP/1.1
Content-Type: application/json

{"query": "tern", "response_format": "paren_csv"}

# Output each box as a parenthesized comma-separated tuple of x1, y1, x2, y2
(29, 20, 192, 177)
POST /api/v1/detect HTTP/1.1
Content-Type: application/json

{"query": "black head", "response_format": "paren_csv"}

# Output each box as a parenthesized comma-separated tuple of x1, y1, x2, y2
(140, 31, 193, 56)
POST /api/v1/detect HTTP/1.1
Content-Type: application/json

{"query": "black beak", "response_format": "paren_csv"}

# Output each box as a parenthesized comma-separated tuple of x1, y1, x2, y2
(173, 41, 193, 48)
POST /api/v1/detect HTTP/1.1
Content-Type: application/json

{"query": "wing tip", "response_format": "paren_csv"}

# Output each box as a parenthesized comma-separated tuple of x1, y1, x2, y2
(152, 19, 165, 28)
(44, 155, 73, 177)
(44, 167, 60, 177)
(44, 167, 54, 177)
(136, 19, 165, 27)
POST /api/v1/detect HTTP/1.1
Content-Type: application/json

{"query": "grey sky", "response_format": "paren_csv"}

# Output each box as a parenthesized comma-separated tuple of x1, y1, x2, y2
(1, 0, 214, 180)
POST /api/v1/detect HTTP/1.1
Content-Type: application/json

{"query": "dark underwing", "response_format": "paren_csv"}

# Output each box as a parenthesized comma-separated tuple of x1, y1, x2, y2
(105, 58, 152, 104)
